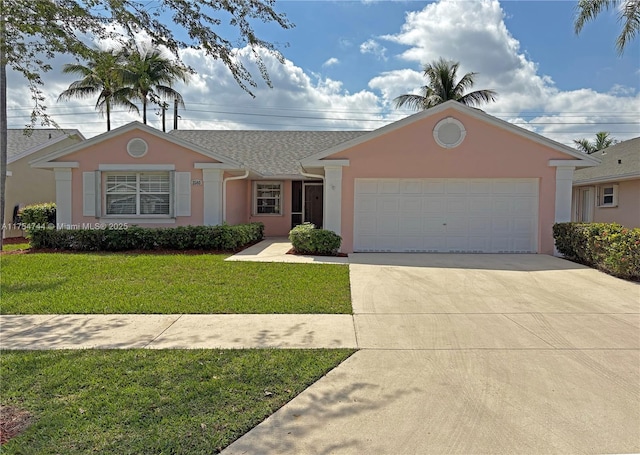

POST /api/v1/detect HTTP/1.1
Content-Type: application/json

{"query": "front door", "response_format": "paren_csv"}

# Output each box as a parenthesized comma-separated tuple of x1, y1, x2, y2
(304, 183, 323, 228)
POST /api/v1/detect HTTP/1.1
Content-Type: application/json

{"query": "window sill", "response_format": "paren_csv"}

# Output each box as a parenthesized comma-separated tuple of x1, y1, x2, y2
(596, 204, 618, 209)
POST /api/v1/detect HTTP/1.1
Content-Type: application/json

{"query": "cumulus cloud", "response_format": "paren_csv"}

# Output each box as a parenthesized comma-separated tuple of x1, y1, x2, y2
(360, 39, 388, 61)
(371, 0, 639, 145)
(322, 57, 340, 67)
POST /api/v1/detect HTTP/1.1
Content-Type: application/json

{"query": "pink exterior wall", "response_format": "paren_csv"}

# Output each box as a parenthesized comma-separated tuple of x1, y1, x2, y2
(328, 108, 570, 254)
(224, 177, 250, 226)
(246, 180, 293, 237)
(57, 129, 217, 227)
(574, 179, 640, 228)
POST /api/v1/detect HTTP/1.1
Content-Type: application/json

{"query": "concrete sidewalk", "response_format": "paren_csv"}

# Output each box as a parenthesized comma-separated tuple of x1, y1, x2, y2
(0, 314, 358, 350)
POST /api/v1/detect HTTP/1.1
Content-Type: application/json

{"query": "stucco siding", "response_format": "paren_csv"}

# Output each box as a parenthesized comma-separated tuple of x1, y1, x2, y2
(59, 129, 216, 227)
(574, 179, 640, 228)
(4, 137, 81, 238)
(327, 108, 569, 254)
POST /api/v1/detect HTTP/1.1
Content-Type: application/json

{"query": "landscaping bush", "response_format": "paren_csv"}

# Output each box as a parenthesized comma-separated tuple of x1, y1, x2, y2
(28, 222, 264, 252)
(19, 203, 56, 231)
(289, 223, 342, 255)
(553, 222, 640, 280)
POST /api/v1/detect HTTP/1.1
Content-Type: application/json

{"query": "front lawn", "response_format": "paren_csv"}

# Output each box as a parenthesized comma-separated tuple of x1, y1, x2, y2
(0, 349, 354, 454)
(0, 253, 351, 314)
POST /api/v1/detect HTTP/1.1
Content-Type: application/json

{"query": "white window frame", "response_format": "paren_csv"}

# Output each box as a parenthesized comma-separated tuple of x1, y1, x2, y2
(597, 184, 618, 208)
(253, 181, 283, 216)
(104, 171, 172, 217)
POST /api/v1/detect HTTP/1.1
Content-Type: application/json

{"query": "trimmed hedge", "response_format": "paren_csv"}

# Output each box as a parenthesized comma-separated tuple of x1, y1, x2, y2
(553, 222, 640, 280)
(289, 223, 342, 255)
(19, 202, 56, 229)
(28, 223, 264, 252)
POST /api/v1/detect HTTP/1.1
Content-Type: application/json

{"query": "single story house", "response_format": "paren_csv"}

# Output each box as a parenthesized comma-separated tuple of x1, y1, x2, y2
(4, 128, 84, 238)
(572, 137, 639, 228)
(31, 100, 600, 254)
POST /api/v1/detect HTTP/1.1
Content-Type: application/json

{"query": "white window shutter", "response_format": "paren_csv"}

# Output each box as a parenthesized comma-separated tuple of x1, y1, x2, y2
(175, 172, 191, 217)
(83, 172, 96, 216)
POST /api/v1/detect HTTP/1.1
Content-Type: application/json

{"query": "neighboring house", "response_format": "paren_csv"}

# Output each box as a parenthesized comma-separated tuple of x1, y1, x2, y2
(4, 129, 85, 238)
(31, 100, 599, 254)
(572, 137, 640, 228)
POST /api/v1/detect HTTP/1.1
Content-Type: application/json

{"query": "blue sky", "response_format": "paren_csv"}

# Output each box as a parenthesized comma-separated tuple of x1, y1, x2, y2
(6, 0, 640, 145)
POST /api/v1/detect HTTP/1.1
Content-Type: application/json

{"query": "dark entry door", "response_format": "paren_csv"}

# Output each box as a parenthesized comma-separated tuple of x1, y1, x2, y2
(304, 184, 323, 228)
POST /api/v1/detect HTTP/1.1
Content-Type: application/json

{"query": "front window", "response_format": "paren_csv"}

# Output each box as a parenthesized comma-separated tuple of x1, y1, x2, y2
(254, 182, 282, 215)
(597, 184, 618, 207)
(106, 172, 171, 215)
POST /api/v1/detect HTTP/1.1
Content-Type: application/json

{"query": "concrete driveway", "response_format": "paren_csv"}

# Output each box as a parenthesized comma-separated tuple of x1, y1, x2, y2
(224, 254, 640, 455)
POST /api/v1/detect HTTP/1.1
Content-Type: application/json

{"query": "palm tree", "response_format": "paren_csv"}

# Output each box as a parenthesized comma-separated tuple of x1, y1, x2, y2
(575, 0, 639, 54)
(394, 58, 497, 111)
(574, 132, 617, 153)
(58, 49, 138, 131)
(124, 44, 190, 125)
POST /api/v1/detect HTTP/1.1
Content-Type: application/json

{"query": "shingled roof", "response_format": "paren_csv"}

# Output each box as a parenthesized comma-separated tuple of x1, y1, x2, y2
(169, 130, 369, 176)
(574, 137, 640, 184)
(8, 129, 83, 162)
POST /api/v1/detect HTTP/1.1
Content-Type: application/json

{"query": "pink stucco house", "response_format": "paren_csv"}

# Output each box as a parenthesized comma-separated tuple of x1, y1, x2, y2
(572, 137, 639, 228)
(31, 101, 599, 254)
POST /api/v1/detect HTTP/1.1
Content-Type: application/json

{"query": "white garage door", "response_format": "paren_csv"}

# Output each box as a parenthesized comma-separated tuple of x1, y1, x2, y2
(354, 178, 539, 253)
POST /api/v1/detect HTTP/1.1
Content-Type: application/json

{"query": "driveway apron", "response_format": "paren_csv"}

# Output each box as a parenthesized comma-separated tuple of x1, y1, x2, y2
(223, 254, 640, 455)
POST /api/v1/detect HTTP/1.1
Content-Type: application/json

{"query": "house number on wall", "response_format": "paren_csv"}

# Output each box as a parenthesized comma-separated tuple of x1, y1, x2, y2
(192, 179, 202, 186)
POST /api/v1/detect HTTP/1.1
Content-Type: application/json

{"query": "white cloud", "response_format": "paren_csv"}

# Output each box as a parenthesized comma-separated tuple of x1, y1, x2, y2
(322, 57, 340, 68)
(360, 39, 388, 61)
(370, 0, 640, 145)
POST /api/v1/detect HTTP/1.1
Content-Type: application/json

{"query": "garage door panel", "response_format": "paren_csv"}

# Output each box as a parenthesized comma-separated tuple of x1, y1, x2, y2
(354, 178, 538, 253)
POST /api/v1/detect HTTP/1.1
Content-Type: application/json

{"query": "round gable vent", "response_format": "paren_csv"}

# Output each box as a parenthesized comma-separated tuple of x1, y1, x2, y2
(433, 117, 466, 149)
(127, 138, 148, 158)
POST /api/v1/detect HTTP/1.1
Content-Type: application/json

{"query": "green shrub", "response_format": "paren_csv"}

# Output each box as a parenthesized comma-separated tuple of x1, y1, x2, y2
(19, 203, 56, 233)
(289, 223, 342, 255)
(553, 222, 640, 280)
(29, 223, 264, 252)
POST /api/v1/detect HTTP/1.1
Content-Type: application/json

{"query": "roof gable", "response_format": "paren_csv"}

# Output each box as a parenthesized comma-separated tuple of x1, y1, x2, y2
(30, 122, 242, 168)
(301, 101, 600, 166)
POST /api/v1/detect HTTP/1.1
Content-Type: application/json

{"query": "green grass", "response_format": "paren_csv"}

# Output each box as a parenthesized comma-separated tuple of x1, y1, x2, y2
(1, 242, 30, 252)
(0, 349, 355, 454)
(0, 253, 351, 314)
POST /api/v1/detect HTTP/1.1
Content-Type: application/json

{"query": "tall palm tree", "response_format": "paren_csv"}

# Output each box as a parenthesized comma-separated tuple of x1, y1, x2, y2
(574, 131, 617, 153)
(575, 0, 639, 54)
(394, 58, 497, 111)
(58, 49, 138, 131)
(124, 44, 190, 124)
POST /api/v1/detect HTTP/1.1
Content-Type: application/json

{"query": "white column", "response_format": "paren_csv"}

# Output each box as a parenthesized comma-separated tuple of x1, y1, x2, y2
(554, 166, 575, 223)
(54, 168, 73, 226)
(202, 169, 224, 226)
(323, 166, 343, 235)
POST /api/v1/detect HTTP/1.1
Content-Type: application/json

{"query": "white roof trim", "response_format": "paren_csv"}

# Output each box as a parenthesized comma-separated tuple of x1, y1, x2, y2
(9, 130, 85, 164)
(301, 101, 601, 165)
(549, 159, 600, 167)
(29, 122, 242, 169)
(573, 172, 640, 186)
(194, 163, 246, 170)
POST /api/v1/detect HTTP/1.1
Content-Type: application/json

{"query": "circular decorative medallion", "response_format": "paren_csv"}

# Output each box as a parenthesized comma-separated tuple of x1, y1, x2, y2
(127, 138, 148, 158)
(433, 117, 466, 149)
